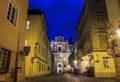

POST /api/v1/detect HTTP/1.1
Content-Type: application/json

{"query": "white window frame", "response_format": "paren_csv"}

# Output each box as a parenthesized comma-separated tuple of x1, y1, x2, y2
(7, 0, 18, 27)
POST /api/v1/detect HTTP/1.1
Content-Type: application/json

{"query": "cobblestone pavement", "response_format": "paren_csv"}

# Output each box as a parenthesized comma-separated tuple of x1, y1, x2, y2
(24, 73, 120, 82)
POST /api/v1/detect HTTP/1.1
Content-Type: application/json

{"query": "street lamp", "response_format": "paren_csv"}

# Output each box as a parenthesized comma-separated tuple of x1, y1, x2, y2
(74, 60, 77, 64)
(116, 27, 120, 38)
(73, 60, 78, 68)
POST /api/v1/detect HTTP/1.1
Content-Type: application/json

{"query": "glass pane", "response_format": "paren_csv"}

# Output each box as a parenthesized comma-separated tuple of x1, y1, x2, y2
(0, 48, 11, 73)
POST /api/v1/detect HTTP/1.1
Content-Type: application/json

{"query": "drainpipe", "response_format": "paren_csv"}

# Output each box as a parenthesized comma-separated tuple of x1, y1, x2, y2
(14, 31, 20, 82)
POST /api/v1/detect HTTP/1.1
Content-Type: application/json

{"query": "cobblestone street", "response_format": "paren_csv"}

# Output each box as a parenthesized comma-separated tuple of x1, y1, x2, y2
(24, 73, 120, 82)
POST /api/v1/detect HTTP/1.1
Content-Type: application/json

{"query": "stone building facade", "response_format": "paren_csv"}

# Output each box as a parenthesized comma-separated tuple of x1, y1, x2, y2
(76, 0, 116, 78)
(106, 0, 120, 80)
(50, 36, 73, 73)
(0, 0, 28, 82)
(25, 10, 51, 78)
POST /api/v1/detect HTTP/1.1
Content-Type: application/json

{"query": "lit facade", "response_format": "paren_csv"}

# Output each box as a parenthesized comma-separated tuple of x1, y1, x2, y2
(0, 0, 28, 82)
(50, 36, 73, 73)
(76, 0, 116, 78)
(106, 0, 120, 80)
(68, 42, 78, 69)
(25, 10, 50, 78)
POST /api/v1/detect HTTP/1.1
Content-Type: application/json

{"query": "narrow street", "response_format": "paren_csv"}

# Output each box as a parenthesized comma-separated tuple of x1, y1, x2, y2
(1, 1, 120, 82)
(25, 73, 118, 82)
(25, 74, 95, 82)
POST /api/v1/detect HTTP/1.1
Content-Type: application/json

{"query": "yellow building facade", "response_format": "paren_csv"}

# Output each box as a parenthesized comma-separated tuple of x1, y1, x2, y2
(0, 0, 28, 82)
(76, 0, 116, 78)
(106, 0, 120, 80)
(106, 0, 120, 55)
(81, 52, 116, 78)
(25, 10, 49, 78)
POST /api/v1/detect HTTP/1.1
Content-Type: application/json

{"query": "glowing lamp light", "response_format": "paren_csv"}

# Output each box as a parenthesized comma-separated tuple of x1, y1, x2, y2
(82, 61, 88, 66)
(25, 40, 28, 46)
(74, 60, 77, 64)
(27, 21, 30, 26)
(91, 60, 94, 63)
(68, 65, 71, 69)
(116, 27, 120, 37)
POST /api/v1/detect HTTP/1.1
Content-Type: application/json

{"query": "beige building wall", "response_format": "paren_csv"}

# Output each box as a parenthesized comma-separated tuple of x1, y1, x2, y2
(106, 0, 120, 54)
(25, 11, 50, 78)
(0, 0, 28, 82)
(76, 0, 116, 78)
(106, 0, 120, 80)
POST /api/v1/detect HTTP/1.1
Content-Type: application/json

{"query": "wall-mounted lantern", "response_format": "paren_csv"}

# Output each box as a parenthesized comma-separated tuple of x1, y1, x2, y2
(115, 26, 120, 37)
(20, 46, 30, 56)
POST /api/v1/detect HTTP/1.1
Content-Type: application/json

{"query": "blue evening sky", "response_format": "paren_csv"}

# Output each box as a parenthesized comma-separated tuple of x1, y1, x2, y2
(28, 0, 85, 43)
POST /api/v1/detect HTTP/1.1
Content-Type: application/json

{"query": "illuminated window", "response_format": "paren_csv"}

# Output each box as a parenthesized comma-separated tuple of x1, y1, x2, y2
(26, 21, 30, 29)
(62, 44, 66, 52)
(34, 46, 37, 56)
(7, 1, 18, 27)
(53, 45, 57, 52)
(42, 64, 43, 71)
(58, 57, 61, 62)
(63, 57, 66, 62)
(0, 48, 11, 73)
(70, 46, 73, 52)
(38, 44, 41, 53)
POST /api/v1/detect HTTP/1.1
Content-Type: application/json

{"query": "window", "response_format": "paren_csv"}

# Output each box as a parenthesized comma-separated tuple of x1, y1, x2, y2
(7, 1, 18, 26)
(0, 48, 11, 73)
(58, 57, 61, 62)
(53, 45, 57, 52)
(70, 46, 73, 52)
(58, 47, 61, 52)
(34, 43, 41, 56)
(103, 57, 110, 68)
(57, 36, 63, 42)
(58, 64, 61, 67)
(26, 21, 30, 29)
(99, 35, 108, 48)
(62, 44, 66, 52)
(39, 63, 41, 71)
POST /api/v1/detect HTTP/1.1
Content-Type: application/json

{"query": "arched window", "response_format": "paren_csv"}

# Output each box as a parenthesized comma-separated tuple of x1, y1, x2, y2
(58, 47, 61, 51)
(58, 64, 61, 67)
